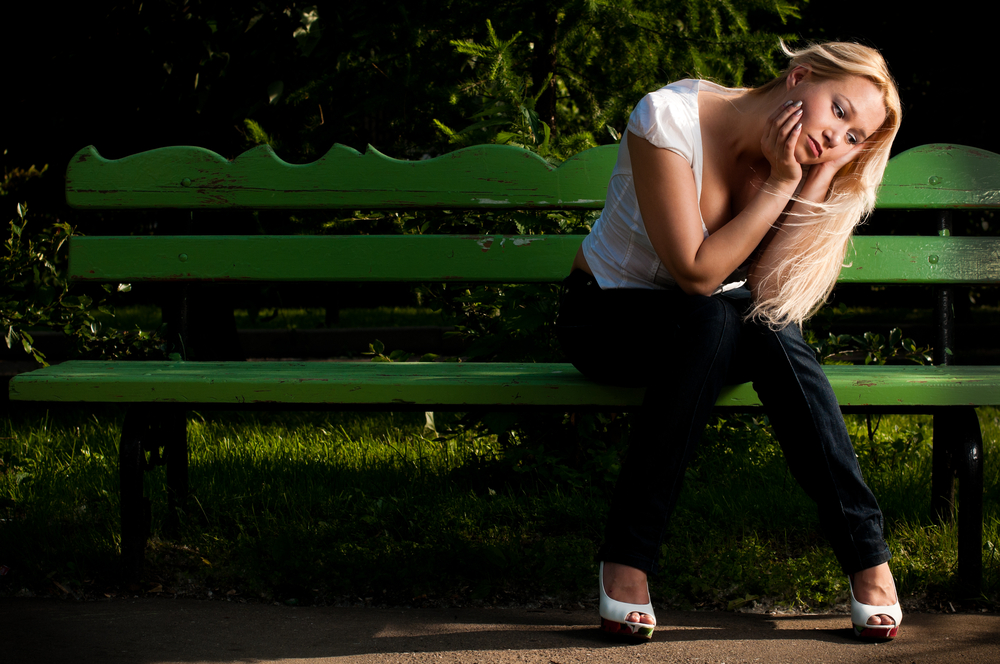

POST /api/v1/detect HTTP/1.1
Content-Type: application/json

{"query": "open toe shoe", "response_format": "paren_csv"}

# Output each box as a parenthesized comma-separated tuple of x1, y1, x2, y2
(599, 561, 656, 640)
(849, 576, 902, 641)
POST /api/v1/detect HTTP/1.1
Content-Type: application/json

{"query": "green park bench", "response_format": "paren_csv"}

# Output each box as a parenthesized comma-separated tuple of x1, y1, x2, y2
(8, 142, 1000, 590)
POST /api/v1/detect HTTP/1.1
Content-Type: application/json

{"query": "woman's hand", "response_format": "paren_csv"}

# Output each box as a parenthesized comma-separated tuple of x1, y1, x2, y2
(809, 140, 865, 181)
(796, 139, 867, 207)
(761, 100, 804, 184)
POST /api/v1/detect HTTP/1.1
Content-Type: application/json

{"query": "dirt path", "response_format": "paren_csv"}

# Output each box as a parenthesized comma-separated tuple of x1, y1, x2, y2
(5, 597, 999, 664)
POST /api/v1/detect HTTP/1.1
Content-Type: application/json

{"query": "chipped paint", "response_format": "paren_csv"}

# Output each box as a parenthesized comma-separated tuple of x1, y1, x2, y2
(476, 238, 494, 252)
(476, 198, 511, 205)
(512, 237, 545, 246)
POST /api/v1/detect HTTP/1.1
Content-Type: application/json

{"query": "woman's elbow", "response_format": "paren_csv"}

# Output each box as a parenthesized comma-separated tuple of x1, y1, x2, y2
(673, 274, 719, 297)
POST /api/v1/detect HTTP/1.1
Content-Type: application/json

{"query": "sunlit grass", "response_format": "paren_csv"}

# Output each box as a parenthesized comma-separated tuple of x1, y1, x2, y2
(1, 406, 997, 610)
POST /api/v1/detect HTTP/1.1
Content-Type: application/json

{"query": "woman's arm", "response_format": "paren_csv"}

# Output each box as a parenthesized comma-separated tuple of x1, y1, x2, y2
(631, 101, 805, 296)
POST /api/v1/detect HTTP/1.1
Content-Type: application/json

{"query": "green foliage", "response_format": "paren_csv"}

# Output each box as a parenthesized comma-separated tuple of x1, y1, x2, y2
(809, 327, 933, 366)
(242, 119, 278, 148)
(1, 164, 48, 197)
(3, 204, 92, 365)
(435, 4, 796, 161)
(1, 203, 167, 364)
(435, 20, 558, 158)
(364, 339, 438, 363)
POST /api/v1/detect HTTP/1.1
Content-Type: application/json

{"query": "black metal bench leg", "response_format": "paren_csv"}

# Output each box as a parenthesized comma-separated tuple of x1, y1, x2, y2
(931, 411, 956, 521)
(955, 407, 984, 595)
(932, 407, 984, 595)
(119, 409, 151, 586)
(164, 411, 189, 538)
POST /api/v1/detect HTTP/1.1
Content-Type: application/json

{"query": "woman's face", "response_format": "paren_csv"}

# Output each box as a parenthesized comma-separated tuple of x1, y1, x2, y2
(785, 68, 887, 166)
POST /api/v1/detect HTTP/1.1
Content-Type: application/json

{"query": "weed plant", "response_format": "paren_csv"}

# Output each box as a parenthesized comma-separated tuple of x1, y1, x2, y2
(1, 406, 997, 612)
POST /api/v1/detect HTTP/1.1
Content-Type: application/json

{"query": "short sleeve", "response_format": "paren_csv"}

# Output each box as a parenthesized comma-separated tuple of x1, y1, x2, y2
(625, 81, 699, 165)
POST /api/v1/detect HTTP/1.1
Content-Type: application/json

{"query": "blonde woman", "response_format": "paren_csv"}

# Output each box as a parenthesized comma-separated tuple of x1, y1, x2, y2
(556, 42, 903, 641)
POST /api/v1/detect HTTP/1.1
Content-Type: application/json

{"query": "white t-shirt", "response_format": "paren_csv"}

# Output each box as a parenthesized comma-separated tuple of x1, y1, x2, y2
(581, 79, 748, 293)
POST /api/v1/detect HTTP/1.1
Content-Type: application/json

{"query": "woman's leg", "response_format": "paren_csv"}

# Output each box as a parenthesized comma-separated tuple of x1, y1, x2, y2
(738, 318, 898, 628)
(556, 273, 746, 573)
(737, 320, 891, 574)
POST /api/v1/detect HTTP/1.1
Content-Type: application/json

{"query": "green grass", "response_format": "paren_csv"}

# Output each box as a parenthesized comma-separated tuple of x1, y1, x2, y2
(1, 406, 997, 611)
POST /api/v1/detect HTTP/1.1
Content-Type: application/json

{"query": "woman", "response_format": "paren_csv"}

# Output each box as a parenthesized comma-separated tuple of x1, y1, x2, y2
(556, 42, 903, 641)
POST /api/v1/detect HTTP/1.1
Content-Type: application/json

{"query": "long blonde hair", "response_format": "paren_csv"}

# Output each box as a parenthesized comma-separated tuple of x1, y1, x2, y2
(747, 41, 901, 328)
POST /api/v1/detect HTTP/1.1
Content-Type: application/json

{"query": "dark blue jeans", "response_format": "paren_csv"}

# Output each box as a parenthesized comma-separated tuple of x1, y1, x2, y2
(555, 269, 891, 575)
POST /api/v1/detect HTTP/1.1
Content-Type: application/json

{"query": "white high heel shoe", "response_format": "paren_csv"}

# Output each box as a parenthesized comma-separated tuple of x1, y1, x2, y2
(599, 561, 656, 640)
(849, 576, 902, 640)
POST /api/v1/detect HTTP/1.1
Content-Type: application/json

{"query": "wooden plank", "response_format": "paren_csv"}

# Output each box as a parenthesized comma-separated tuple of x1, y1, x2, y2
(68, 234, 584, 282)
(841, 235, 1000, 283)
(68, 234, 1000, 284)
(63, 142, 1000, 212)
(10, 361, 1000, 407)
(877, 144, 1000, 209)
(65, 144, 618, 210)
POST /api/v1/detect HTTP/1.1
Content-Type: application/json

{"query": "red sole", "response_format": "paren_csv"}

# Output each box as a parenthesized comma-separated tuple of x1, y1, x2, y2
(601, 618, 654, 641)
(854, 624, 899, 640)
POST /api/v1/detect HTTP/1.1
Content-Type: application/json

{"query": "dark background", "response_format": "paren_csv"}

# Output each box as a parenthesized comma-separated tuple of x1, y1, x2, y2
(4, 1, 995, 218)
(2, 1, 996, 362)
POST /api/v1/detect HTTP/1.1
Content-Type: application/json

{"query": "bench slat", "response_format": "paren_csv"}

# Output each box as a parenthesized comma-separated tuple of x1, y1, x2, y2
(9, 361, 1000, 407)
(68, 234, 1000, 284)
(69, 235, 584, 282)
(66, 144, 618, 210)
(877, 144, 1000, 208)
(65, 143, 1000, 210)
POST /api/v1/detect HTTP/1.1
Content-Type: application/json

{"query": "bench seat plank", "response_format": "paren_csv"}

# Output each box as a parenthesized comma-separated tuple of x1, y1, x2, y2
(68, 234, 1000, 284)
(10, 361, 1000, 408)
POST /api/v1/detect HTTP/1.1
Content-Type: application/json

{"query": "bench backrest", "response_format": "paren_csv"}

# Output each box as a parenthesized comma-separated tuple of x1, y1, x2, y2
(64, 143, 1000, 286)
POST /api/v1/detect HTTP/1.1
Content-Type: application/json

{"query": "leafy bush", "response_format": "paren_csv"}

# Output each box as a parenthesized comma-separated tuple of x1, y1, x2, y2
(1, 203, 167, 364)
(810, 327, 933, 366)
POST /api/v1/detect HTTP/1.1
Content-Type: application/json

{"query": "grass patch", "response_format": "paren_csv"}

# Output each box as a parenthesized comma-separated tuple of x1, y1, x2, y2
(1, 406, 997, 610)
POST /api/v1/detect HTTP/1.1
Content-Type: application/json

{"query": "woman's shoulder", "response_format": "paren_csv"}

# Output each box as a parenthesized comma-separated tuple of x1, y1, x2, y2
(644, 79, 701, 105)
(628, 80, 703, 154)
(629, 79, 747, 154)
(646, 79, 744, 102)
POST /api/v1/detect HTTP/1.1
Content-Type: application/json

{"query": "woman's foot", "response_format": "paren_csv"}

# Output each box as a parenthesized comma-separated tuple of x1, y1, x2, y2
(849, 563, 902, 640)
(601, 562, 655, 626)
(850, 563, 897, 626)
